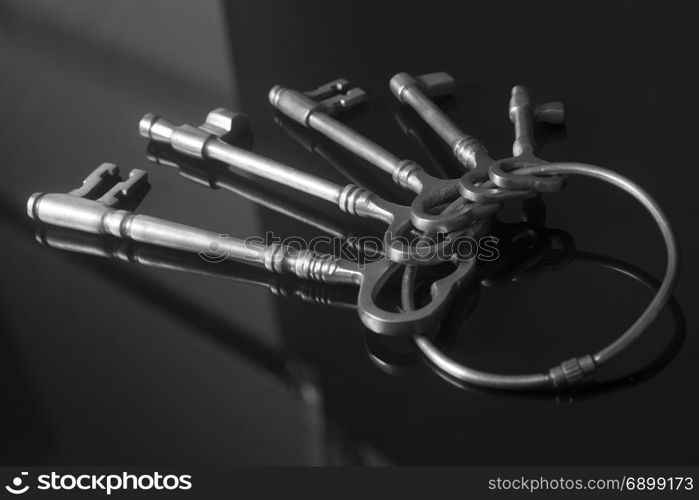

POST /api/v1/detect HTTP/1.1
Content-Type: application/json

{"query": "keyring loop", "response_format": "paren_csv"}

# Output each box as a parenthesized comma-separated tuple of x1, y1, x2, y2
(415, 162, 680, 390)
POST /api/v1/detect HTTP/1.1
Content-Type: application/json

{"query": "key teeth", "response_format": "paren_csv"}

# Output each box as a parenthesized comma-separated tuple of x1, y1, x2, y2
(534, 101, 565, 124)
(69, 163, 121, 199)
(304, 78, 367, 115)
(201, 108, 252, 140)
(270, 80, 365, 122)
(97, 169, 150, 208)
(415, 72, 455, 97)
(27, 164, 143, 220)
(28, 163, 122, 220)
(304, 78, 351, 100)
(509, 86, 565, 125)
(321, 88, 367, 115)
(391, 72, 455, 101)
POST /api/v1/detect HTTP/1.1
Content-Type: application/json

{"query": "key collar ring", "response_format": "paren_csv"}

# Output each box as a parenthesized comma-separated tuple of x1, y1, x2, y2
(415, 162, 680, 390)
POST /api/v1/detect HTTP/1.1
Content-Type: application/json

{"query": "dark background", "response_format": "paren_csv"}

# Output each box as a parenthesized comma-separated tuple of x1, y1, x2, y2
(0, 0, 697, 465)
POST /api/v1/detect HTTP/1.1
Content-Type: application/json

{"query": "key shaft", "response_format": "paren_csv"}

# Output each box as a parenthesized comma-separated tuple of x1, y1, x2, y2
(28, 190, 359, 286)
(28, 165, 480, 336)
(142, 115, 344, 204)
(205, 139, 341, 203)
(390, 72, 491, 170)
(270, 86, 426, 193)
(140, 113, 399, 225)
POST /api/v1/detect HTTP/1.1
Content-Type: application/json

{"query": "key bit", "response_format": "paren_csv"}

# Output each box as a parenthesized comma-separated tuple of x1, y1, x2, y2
(146, 112, 253, 191)
(303, 78, 367, 114)
(390, 71, 455, 102)
(201, 108, 252, 140)
(534, 101, 565, 124)
(509, 85, 565, 125)
(96, 169, 150, 208)
(29, 164, 150, 223)
(304, 78, 354, 100)
(269, 79, 367, 125)
(140, 109, 252, 159)
(68, 162, 121, 199)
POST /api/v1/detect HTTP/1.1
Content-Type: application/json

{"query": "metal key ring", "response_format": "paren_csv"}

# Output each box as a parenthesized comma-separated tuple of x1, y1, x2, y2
(368, 202, 570, 375)
(374, 239, 683, 397)
(414, 162, 679, 390)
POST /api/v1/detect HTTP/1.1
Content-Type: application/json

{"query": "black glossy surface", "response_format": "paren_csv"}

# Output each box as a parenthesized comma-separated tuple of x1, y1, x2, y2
(1, 1, 697, 465)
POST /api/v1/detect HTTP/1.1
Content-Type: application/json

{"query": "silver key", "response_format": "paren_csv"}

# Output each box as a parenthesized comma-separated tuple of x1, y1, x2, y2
(390, 72, 566, 202)
(139, 108, 473, 266)
(269, 79, 499, 233)
(146, 142, 378, 259)
(27, 164, 477, 336)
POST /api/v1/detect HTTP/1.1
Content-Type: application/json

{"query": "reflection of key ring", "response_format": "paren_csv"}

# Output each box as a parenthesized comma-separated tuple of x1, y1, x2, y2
(412, 163, 678, 390)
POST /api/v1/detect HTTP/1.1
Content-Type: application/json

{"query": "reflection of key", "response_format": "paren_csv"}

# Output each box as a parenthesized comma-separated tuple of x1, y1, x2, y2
(139, 108, 477, 266)
(37, 226, 358, 310)
(270, 80, 499, 233)
(394, 104, 465, 180)
(28, 164, 478, 336)
(274, 113, 408, 202)
(33, 225, 349, 465)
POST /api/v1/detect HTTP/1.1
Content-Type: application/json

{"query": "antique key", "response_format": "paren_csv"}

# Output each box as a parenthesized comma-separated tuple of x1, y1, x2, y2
(28, 164, 478, 335)
(139, 109, 479, 266)
(146, 142, 381, 259)
(390, 72, 566, 203)
(269, 79, 500, 233)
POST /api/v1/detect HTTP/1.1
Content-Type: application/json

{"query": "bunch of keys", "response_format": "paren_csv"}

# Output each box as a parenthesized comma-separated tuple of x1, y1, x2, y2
(28, 72, 679, 390)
